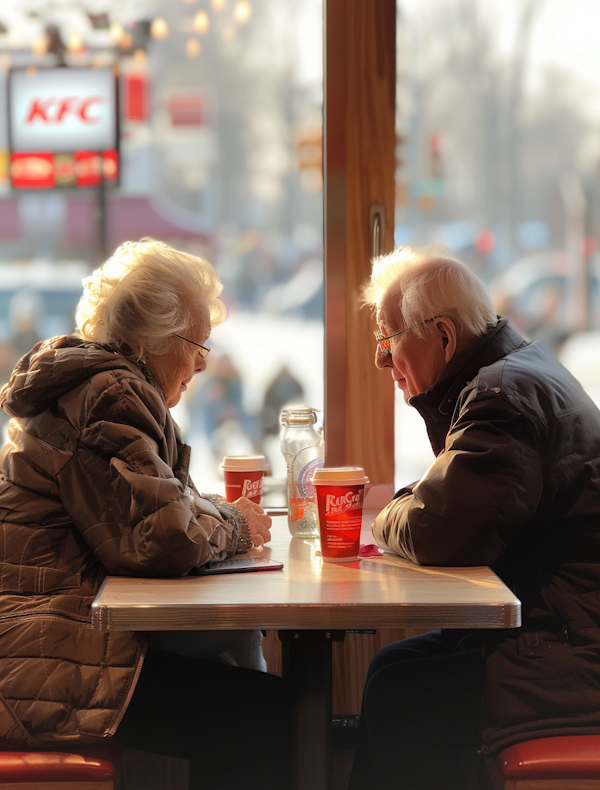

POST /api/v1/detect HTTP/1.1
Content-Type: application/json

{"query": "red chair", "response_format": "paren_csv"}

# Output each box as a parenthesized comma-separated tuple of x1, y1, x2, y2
(0, 745, 119, 790)
(487, 734, 600, 789)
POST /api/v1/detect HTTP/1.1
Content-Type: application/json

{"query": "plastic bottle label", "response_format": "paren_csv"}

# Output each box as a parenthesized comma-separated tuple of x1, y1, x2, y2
(298, 457, 324, 498)
(289, 496, 306, 522)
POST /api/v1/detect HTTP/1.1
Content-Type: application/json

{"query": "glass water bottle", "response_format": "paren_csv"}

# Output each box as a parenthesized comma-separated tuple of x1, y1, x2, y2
(280, 407, 325, 538)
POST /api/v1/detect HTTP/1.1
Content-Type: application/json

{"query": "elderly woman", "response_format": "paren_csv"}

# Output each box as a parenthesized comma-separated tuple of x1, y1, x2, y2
(0, 239, 289, 790)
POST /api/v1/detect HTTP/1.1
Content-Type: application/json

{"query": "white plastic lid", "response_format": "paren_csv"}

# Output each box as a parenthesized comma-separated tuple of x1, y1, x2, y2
(311, 466, 370, 485)
(220, 455, 269, 472)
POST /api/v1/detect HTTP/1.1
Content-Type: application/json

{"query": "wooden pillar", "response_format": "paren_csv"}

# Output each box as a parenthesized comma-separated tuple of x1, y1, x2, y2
(324, 0, 396, 481)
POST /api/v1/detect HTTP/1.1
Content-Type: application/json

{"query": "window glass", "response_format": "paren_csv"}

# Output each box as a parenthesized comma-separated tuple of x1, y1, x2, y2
(0, 0, 323, 505)
(395, 0, 600, 485)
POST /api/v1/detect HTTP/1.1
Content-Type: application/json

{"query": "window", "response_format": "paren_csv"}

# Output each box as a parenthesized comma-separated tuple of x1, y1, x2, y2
(0, 0, 324, 503)
(395, 0, 600, 484)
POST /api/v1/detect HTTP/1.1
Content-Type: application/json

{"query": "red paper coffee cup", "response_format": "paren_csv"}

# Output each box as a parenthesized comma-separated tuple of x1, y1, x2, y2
(311, 467, 370, 562)
(220, 455, 269, 505)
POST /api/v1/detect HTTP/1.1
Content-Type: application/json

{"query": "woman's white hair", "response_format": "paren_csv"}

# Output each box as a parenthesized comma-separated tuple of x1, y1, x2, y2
(362, 243, 497, 338)
(76, 238, 226, 358)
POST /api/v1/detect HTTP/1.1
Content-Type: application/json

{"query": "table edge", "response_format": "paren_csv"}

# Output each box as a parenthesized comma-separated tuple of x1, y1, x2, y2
(91, 600, 521, 631)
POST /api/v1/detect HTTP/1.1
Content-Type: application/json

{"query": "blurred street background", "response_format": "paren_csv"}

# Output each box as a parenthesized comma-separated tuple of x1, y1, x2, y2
(0, 0, 324, 502)
(2, 0, 600, 497)
(394, 0, 600, 483)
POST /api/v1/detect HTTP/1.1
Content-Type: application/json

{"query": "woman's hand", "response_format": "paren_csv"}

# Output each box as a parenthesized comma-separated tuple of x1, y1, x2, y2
(233, 497, 272, 547)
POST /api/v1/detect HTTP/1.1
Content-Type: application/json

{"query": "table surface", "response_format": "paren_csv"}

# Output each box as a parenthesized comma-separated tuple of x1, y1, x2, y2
(91, 514, 521, 632)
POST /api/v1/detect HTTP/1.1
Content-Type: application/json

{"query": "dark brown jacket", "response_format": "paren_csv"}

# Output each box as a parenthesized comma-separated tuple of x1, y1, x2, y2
(0, 336, 240, 746)
(373, 319, 600, 751)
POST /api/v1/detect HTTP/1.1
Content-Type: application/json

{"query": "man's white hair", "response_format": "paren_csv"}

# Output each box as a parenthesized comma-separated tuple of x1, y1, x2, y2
(76, 238, 226, 359)
(363, 243, 497, 338)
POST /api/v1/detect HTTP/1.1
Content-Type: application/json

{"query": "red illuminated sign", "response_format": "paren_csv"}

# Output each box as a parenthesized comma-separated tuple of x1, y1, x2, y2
(75, 150, 118, 187)
(10, 153, 54, 189)
(8, 68, 120, 190)
(169, 95, 205, 126)
(124, 74, 148, 122)
(10, 150, 119, 190)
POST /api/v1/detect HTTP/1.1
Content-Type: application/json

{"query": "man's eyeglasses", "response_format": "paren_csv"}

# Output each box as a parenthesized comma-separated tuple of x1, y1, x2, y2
(174, 333, 210, 359)
(374, 318, 435, 357)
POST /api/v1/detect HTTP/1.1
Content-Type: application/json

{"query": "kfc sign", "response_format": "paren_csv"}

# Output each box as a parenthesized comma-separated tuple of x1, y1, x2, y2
(25, 96, 105, 124)
(9, 68, 117, 153)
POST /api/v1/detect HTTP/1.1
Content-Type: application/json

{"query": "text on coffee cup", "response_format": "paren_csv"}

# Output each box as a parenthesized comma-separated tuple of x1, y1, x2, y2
(326, 490, 363, 515)
(242, 478, 263, 498)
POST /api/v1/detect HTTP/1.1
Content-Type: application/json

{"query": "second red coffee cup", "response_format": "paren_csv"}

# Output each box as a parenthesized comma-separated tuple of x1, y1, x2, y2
(311, 467, 370, 562)
(220, 455, 269, 505)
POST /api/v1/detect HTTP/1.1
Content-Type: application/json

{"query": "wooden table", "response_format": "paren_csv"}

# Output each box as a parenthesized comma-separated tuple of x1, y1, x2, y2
(91, 515, 521, 790)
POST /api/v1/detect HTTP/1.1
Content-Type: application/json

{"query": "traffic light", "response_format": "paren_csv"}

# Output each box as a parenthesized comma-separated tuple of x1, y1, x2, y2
(395, 133, 408, 206)
(296, 126, 322, 193)
(429, 133, 442, 178)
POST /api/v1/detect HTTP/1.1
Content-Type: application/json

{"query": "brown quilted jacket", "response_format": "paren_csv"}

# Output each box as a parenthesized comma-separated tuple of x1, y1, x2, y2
(0, 336, 241, 746)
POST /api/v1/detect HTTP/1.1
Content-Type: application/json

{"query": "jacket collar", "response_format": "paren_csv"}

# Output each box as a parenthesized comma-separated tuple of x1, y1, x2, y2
(408, 318, 528, 454)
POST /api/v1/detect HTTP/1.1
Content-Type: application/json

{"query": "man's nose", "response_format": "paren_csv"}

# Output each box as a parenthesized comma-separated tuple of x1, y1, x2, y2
(375, 347, 392, 369)
(195, 354, 207, 373)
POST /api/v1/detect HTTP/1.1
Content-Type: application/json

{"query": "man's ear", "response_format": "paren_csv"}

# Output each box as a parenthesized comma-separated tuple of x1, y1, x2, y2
(434, 317, 457, 363)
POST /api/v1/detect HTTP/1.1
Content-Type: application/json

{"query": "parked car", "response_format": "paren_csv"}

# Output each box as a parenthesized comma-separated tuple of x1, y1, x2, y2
(489, 250, 600, 349)
(0, 259, 90, 343)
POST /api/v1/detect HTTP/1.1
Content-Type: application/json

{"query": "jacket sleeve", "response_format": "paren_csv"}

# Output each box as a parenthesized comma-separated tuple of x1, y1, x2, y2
(57, 374, 240, 576)
(372, 389, 543, 566)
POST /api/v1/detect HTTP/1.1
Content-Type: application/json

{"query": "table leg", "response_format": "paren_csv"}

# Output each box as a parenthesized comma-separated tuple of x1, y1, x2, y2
(279, 630, 346, 790)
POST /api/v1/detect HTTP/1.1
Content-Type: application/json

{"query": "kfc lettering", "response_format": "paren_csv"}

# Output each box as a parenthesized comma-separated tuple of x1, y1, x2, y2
(9, 68, 117, 154)
(26, 97, 105, 125)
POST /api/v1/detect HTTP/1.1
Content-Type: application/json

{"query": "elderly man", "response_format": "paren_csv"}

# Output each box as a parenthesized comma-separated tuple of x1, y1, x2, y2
(349, 245, 600, 790)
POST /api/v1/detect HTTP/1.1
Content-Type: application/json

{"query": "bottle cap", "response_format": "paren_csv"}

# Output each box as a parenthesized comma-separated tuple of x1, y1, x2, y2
(280, 406, 319, 426)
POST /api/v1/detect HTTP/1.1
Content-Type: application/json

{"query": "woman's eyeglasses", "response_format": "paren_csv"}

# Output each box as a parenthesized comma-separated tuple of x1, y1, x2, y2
(173, 333, 210, 359)
(374, 318, 435, 357)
